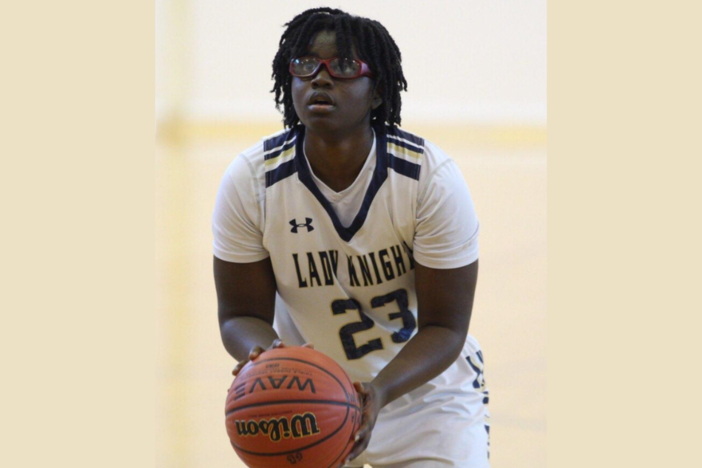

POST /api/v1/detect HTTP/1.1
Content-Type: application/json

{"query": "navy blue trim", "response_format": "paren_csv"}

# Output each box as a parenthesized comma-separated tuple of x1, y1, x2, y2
(265, 158, 297, 187)
(263, 129, 294, 152)
(387, 135, 424, 154)
(467, 356, 481, 373)
(387, 126, 425, 147)
(387, 154, 421, 180)
(295, 125, 389, 242)
(264, 138, 296, 161)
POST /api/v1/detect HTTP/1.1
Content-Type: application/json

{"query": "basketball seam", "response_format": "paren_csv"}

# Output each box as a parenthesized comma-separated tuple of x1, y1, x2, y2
(226, 399, 361, 417)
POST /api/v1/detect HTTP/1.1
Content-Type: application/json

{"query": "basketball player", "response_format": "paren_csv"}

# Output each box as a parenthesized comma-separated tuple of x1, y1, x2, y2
(213, 8, 490, 468)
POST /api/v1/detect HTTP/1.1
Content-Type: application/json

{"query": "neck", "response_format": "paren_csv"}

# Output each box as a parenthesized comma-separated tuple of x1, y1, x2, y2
(303, 123, 375, 192)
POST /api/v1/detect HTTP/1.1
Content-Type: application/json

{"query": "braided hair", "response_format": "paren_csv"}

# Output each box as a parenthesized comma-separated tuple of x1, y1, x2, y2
(271, 7, 408, 133)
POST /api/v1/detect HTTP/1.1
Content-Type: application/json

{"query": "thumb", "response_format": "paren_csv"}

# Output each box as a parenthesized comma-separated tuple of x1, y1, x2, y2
(353, 381, 366, 394)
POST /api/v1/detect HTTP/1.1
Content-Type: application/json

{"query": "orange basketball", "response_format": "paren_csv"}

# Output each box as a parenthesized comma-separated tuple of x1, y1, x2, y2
(225, 346, 361, 468)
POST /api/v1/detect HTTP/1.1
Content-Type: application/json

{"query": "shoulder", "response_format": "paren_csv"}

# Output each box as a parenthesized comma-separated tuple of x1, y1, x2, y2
(420, 139, 462, 187)
(384, 125, 455, 171)
(383, 125, 462, 192)
(385, 125, 426, 152)
(382, 125, 425, 181)
(223, 127, 298, 185)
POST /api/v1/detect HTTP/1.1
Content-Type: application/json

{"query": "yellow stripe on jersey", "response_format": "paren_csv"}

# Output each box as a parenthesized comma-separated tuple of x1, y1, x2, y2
(264, 146, 295, 168)
(387, 141, 423, 162)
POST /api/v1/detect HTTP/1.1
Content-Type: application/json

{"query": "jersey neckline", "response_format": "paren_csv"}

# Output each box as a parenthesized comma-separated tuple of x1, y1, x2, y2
(303, 128, 376, 202)
(295, 125, 389, 242)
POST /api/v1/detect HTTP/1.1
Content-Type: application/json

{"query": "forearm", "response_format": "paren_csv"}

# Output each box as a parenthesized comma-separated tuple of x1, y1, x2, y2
(371, 325, 466, 407)
(220, 316, 280, 362)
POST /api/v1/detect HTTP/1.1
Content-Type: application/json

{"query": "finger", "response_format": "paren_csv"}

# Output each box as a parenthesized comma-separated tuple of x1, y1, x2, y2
(351, 409, 373, 445)
(345, 415, 372, 462)
(249, 346, 265, 361)
(271, 339, 286, 349)
(302, 342, 314, 349)
(353, 381, 366, 395)
(232, 361, 247, 376)
(345, 434, 371, 463)
(353, 420, 371, 443)
(353, 382, 368, 407)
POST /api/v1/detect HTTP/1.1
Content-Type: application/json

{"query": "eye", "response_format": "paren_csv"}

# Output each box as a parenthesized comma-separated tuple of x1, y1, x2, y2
(292, 57, 319, 75)
(300, 60, 318, 73)
(332, 58, 360, 76)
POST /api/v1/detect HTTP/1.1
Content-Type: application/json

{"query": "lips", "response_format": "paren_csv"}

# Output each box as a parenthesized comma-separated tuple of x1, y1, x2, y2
(308, 92, 335, 106)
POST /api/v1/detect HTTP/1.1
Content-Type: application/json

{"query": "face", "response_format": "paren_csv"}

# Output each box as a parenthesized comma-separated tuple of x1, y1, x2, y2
(291, 30, 382, 135)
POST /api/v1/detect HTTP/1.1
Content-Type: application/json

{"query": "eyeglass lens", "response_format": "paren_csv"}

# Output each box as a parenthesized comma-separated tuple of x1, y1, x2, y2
(291, 57, 361, 78)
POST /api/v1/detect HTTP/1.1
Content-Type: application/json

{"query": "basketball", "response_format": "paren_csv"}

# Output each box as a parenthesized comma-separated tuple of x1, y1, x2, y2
(225, 346, 361, 468)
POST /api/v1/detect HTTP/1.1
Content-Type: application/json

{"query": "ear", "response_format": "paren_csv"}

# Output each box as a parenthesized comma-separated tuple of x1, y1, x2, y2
(371, 89, 383, 110)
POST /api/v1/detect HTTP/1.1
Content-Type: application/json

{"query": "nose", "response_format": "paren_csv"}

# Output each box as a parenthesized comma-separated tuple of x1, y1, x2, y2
(311, 64, 333, 88)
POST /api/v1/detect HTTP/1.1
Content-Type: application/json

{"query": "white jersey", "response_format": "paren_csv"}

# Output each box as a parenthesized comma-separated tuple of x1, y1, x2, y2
(213, 124, 479, 383)
(214, 124, 489, 466)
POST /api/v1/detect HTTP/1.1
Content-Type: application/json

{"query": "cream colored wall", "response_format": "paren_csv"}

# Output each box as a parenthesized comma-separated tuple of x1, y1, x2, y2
(156, 0, 546, 125)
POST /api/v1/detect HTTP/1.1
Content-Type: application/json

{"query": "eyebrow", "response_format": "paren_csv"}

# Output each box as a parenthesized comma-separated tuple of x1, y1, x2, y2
(304, 51, 338, 58)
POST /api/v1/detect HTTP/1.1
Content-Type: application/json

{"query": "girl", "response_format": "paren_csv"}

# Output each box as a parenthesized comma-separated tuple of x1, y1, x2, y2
(213, 8, 489, 467)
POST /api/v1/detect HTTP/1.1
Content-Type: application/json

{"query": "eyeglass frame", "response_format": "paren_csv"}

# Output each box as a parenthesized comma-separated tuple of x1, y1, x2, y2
(289, 56, 374, 79)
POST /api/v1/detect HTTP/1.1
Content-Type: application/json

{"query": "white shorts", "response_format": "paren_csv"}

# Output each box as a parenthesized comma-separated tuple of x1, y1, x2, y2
(344, 335, 491, 468)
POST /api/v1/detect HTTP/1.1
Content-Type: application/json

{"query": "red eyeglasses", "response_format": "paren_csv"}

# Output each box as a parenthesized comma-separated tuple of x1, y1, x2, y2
(289, 56, 374, 79)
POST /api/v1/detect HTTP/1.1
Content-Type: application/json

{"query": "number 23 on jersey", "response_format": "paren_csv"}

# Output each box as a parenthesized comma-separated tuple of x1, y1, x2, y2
(331, 288, 416, 360)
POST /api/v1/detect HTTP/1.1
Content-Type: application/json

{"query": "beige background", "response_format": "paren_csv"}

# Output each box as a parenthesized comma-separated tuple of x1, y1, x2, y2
(548, 2, 702, 466)
(2, 1, 701, 468)
(2, 3, 155, 468)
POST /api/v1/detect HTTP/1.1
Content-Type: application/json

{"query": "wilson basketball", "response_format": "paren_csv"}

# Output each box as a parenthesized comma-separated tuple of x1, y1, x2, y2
(225, 346, 361, 468)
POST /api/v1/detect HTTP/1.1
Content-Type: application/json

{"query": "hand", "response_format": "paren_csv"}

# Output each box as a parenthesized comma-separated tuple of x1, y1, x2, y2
(345, 381, 384, 464)
(232, 340, 314, 376)
(232, 339, 285, 376)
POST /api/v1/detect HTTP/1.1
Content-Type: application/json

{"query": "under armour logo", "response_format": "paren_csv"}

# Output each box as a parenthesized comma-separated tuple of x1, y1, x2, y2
(290, 218, 314, 233)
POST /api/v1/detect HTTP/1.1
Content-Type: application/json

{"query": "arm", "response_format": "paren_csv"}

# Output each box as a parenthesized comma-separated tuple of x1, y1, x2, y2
(214, 255, 280, 364)
(373, 258, 478, 403)
(348, 259, 478, 461)
(212, 154, 292, 370)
